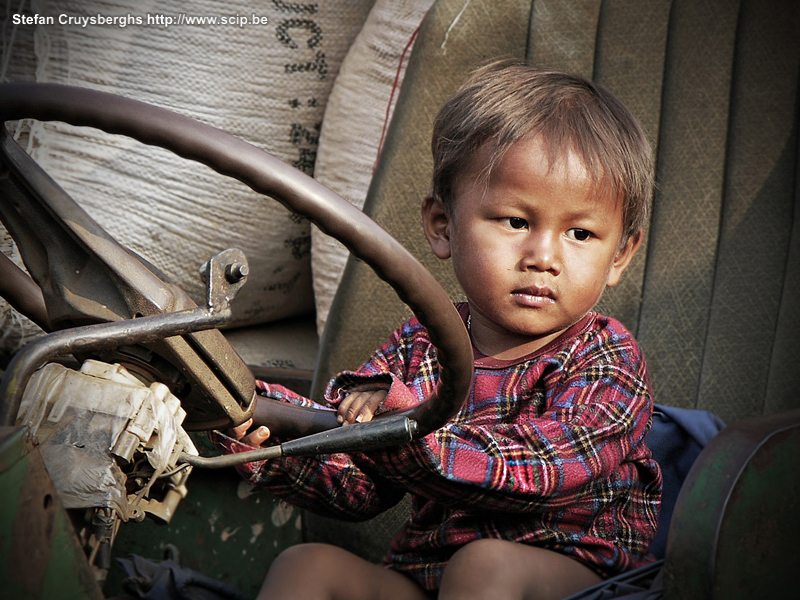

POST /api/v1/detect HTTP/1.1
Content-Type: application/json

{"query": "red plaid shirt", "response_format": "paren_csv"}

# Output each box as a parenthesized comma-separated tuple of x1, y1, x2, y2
(214, 306, 662, 591)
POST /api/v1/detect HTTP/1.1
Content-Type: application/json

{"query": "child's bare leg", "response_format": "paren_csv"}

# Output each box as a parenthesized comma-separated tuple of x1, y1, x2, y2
(438, 539, 602, 600)
(258, 542, 430, 600)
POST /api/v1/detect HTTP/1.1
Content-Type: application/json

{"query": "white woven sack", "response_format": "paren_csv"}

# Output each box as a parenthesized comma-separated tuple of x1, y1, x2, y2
(1, 0, 37, 82)
(311, 0, 435, 336)
(7, 0, 374, 337)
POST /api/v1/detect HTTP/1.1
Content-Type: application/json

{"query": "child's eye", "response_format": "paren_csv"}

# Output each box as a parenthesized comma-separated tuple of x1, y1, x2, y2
(567, 228, 592, 241)
(501, 217, 528, 230)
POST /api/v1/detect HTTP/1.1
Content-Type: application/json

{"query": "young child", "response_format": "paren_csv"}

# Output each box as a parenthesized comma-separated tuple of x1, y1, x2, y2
(215, 61, 662, 600)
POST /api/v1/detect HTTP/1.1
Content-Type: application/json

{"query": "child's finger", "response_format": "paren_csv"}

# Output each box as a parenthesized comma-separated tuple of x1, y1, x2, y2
(229, 418, 253, 440)
(340, 391, 369, 425)
(339, 390, 388, 425)
(241, 426, 271, 448)
(337, 393, 357, 424)
(356, 390, 387, 424)
(351, 391, 378, 424)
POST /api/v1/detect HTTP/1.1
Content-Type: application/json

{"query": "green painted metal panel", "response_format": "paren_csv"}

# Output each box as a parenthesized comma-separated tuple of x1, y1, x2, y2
(665, 411, 800, 599)
(0, 426, 102, 600)
(104, 456, 304, 597)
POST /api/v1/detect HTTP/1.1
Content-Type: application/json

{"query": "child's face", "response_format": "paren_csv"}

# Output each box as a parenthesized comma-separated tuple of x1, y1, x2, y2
(423, 135, 640, 359)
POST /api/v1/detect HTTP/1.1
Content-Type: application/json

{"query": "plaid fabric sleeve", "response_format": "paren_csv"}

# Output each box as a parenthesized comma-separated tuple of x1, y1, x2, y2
(328, 316, 435, 412)
(381, 323, 659, 517)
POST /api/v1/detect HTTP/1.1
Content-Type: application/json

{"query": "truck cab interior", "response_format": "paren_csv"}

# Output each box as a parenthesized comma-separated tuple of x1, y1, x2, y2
(1, 0, 798, 599)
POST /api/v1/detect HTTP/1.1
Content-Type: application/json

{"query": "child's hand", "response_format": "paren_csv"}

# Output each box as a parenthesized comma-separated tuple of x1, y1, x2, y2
(228, 418, 271, 447)
(337, 389, 388, 425)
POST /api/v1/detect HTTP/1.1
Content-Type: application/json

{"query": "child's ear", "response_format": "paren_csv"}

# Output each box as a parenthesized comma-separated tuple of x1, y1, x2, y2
(421, 195, 453, 259)
(606, 231, 643, 288)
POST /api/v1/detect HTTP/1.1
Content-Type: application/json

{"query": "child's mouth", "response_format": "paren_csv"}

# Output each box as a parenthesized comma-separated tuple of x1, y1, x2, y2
(512, 286, 556, 307)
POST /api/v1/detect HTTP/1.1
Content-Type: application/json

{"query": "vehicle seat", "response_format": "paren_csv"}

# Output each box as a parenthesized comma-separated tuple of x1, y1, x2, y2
(304, 0, 800, 598)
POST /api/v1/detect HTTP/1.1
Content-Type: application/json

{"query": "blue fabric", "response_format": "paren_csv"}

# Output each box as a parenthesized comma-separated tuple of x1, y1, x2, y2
(645, 404, 725, 559)
(116, 553, 252, 600)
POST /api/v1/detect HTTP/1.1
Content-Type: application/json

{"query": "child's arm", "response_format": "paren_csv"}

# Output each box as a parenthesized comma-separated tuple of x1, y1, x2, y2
(292, 317, 656, 518)
(372, 329, 660, 517)
(211, 380, 407, 521)
(423, 382, 654, 505)
(209, 319, 425, 520)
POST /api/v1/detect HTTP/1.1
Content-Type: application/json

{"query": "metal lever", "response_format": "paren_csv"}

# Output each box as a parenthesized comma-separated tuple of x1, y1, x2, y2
(179, 414, 420, 468)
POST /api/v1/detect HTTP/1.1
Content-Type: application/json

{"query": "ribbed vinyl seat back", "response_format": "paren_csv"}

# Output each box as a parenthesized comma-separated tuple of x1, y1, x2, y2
(313, 0, 800, 427)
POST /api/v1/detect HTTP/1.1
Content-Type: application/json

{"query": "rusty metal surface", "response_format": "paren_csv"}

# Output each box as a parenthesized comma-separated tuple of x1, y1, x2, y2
(0, 250, 251, 428)
(0, 251, 48, 332)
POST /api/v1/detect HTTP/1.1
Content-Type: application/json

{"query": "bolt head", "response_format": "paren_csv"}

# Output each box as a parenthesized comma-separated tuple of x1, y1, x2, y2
(225, 262, 249, 282)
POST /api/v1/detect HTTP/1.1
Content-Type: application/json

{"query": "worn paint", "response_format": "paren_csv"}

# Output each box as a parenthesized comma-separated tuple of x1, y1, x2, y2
(208, 509, 220, 532)
(237, 480, 256, 499)
(103, 464, 303, 597)
(271, 500, 294, 527)
(250, 523, 265, 543)
(0, 427, 102, 600)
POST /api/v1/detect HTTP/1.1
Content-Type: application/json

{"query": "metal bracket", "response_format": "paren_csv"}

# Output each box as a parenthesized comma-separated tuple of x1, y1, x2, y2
(199, 248, 249, 312)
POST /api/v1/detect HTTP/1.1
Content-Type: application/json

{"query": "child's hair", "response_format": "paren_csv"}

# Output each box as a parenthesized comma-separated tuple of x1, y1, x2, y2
(431, 60, 654, 245)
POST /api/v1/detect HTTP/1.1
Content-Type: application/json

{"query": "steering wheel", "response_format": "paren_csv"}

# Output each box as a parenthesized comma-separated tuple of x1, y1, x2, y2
(0, 83, 473, 455)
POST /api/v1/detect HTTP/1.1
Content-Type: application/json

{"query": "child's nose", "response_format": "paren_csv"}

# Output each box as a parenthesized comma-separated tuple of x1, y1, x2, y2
(519, 231, 560, 273)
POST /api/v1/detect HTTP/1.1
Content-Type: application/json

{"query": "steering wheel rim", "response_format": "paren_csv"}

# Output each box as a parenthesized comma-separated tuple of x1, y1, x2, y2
(0, 82, 473, 438)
